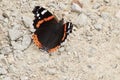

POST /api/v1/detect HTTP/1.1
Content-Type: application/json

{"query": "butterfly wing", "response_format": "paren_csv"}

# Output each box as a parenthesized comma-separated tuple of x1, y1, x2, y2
(32, 6, 73, 53)
(33, 19, 64, 51)
(32, 6, 54, 29)
(46, 22, 73, 52)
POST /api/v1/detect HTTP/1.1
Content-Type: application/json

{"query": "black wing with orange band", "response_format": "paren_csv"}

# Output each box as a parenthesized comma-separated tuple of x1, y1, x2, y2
(32, 6, 73, 53)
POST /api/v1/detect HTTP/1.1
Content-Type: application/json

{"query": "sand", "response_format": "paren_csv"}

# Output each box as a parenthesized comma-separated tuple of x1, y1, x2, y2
(0, 0, 120, 80)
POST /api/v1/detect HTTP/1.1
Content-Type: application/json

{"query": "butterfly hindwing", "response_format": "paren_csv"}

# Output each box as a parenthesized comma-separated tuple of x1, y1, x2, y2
(34, 19, 64, 50)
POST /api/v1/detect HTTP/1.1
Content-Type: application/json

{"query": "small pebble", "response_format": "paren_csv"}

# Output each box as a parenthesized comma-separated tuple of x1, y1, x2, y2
(0, 15, 4, 21)
(11, 34, 31, 51)
(39, 54, 49, 63)
(87, 12, 99, 20)
(89, 47, 96, 54)
(22, 16, 33, 28)
(8, 64, 18, 73)
(0, 66, 7, 74)
(77, 13, 88, 26)
(104, 0, 110, 3)
(29, 27, 35, 32)
(0, 46, 12, 54)
(59, 2, 67, 10)
(2, 77, 12, 80)
(87, 36, 92, 41)
(94, 23, 102, 31)
(59, 47, 65, 52)
(93, 3, 101, 9)
(47, 2, 59, 10)
(13, 50, 24, 60)
(11, 41, 23, 50)
(71, 3, 82, 13)
(65, 46, 71, 52)
(6, 54, 15, 64)
(2, 13, 9, 18)
(115, 10, 120, 18)
(1, 58, 8, 65)
(46, 68, 57, 75)
(20, 75, 28, 80)
(8, 27, 23, 41)
(100, 12, 110, 19)
(88, 46, 96, 57)
(0, 54, 5, 60)
(22, 35, 31, 50)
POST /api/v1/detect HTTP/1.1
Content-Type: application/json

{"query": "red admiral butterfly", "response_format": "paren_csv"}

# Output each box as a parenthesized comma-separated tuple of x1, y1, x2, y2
(32, 6, 73, 53)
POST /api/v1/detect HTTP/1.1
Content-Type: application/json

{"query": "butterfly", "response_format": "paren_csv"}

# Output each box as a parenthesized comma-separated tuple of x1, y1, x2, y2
(32, 6, 73, 53)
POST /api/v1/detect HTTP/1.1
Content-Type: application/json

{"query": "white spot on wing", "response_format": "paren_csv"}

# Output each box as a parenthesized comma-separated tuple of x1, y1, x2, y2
(38, 17, 41, 19)
(67, 30, 71, 34)
(41, 10, 47, 15)
(67, 23, 71, 29)
(36, 11, 38, 14)
(36, 13, 40, 17)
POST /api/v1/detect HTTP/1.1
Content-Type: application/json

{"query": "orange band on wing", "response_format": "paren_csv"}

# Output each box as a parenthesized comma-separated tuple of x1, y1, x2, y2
(36, 16, 54, 28)
(61, 24, 67, 41)
(44, 16, 54, 21)
(48, 46, 60, 53)
(36, 20, 44, 28)
(32, 34, 42, 48)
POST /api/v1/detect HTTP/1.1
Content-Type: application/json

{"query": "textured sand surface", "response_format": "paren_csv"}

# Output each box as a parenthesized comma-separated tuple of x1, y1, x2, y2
(0, 0, 120, 80)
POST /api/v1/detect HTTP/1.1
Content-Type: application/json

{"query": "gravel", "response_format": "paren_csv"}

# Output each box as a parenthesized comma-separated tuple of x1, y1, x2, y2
(8, 25, 23, 41)
(104, 0, 110, 3)
(22, 16, 33, 28)
(94, 23, 102, 31)
(20, 76, 29, 80)
(73, 13, 89, 27)
(59, 47, 65, 52)
(2, 77, 12, 80)
(71, 2, 82, 13)
(100, 12, 110, 20)
(0, 0, 120, 80)
(0, 66, 7, 75)
(22, 35, 31, 50)
(46, 68, 57, 75)
(0, 46, 12, 54)
(93, 3, 101, 9)
(115, 10, 120, 18)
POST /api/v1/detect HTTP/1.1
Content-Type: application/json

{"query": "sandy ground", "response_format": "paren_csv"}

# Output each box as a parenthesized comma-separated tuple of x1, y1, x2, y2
(0, 0, 120, 80)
